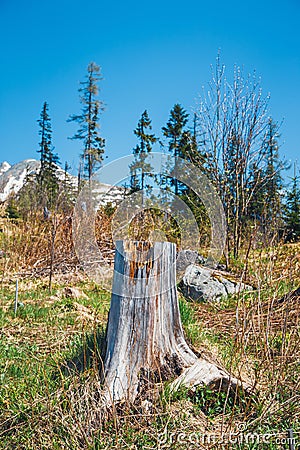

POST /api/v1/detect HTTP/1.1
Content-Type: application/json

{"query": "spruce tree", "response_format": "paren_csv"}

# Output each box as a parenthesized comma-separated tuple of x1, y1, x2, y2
(261, 119, 283, 228)
(37, 102, 60, 208)
(285, 163, 300, 241)
(247, 119, 284, 241)
(162, 104, 189, 195)
(129, 110, 157, 195)
(161, 107, 210, 234)
(68, 62, 105, 183)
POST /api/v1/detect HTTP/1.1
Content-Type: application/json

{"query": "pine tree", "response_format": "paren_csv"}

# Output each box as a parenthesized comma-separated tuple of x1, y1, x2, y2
(68, 62, 105, 183)
(247, 119, 284, 241)
(129, 110, 157, 195)
(36, 102, 60, 208)
(162, 104, 189, 195)
(261, 119, 283, 227)
(285, 163, 300, 242)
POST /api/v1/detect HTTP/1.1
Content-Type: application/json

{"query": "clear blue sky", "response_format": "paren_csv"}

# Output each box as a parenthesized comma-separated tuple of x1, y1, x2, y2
(0, 0, 299, 178)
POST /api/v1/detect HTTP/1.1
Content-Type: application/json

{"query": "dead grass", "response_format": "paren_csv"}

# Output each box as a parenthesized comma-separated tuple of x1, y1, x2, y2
(0, 214, 299, 448)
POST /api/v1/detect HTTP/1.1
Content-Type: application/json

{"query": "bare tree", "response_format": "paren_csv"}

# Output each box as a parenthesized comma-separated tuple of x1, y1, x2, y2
(196, 55, 271, 259)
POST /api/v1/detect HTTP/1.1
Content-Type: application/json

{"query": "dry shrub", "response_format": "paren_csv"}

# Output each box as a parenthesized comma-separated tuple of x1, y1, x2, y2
(0, 215, 75, 278)
(94, 209, 115, 265)
(0, 207, 118, 281)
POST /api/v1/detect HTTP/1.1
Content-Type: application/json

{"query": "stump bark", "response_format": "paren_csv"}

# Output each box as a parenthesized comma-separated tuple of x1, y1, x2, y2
(102, 241, 248, 404)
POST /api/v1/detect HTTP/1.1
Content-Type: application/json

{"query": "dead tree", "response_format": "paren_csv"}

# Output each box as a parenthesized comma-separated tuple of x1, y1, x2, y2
(102, 240, 248, 404)
(197, 56, 271, 258)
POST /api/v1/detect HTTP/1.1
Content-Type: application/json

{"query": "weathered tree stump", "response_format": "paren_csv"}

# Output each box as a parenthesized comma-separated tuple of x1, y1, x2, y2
(102, 240, 248, 404)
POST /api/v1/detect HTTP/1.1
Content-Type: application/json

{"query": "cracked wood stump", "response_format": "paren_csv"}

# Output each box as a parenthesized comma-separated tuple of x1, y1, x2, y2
(102, 240, 248, 404)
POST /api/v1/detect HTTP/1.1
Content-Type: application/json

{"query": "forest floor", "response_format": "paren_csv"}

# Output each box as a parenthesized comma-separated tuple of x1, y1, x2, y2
(0, 242, 299, 449)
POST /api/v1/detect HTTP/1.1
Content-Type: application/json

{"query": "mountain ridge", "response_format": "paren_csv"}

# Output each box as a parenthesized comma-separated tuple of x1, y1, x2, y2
(0, 159, 125, 205)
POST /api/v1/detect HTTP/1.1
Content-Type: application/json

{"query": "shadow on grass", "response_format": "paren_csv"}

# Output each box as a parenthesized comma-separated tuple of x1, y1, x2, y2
(60, 326, 107, 377)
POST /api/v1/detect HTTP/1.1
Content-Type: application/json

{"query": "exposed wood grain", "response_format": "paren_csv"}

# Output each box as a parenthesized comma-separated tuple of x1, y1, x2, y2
(102, 240, 248, 404)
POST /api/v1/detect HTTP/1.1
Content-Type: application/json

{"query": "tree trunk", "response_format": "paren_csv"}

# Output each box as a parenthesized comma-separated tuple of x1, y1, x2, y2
(102, 240, 248, 404)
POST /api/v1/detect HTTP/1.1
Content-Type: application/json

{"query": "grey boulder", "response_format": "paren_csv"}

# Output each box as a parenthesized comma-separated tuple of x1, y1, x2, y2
(179, 264, 252, 302)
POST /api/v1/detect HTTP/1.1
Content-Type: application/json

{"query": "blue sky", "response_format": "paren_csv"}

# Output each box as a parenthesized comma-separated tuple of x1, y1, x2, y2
(0, 0, 299, 178)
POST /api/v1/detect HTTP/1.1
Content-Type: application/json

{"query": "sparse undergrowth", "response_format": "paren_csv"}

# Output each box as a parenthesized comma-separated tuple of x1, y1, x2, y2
(0, 244, 300, 449)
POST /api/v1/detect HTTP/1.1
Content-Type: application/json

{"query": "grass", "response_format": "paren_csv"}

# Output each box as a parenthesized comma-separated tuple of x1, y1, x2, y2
(0, 243, 300, 448)
(0, 280, 111, 448)
(177, 248, 300, 449)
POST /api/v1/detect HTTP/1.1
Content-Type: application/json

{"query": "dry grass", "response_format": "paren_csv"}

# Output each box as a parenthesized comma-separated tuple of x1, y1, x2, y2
(0, 215, 299, 449)
(0, 208, 115, 282)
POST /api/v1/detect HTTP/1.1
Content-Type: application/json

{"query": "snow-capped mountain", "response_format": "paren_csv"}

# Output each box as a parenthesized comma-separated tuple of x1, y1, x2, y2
(0, 159, 41, 202)
(0, 161, 11, 176)
(0, 159, 125, 205)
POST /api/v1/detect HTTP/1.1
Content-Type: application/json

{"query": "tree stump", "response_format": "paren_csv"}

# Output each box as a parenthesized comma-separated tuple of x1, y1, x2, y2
(102, 240, 248, 404)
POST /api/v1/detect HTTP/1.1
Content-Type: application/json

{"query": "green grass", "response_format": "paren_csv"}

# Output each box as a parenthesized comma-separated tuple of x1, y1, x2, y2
(0, 280, 112, 447)
(178, 296, 203, 346)
(0, 276, 299, 449)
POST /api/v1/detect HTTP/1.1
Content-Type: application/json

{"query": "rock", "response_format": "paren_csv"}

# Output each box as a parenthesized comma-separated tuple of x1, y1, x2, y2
(177, 250, 205, 273)
(179, 264, 252, 302)
(63, 287, 89, 300)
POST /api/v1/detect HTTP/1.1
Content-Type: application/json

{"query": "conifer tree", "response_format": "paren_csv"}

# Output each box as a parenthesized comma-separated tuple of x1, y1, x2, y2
(261, 119, 283, 225)
(160, 107, 210, 233)
(285, 163, 300, 241)
(36, 102, 60, 208)
(68, 62, 105, 183)
(162, 104, 189, 195)
(247, 119, 283, 240)
(129, 110, 157, 195)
